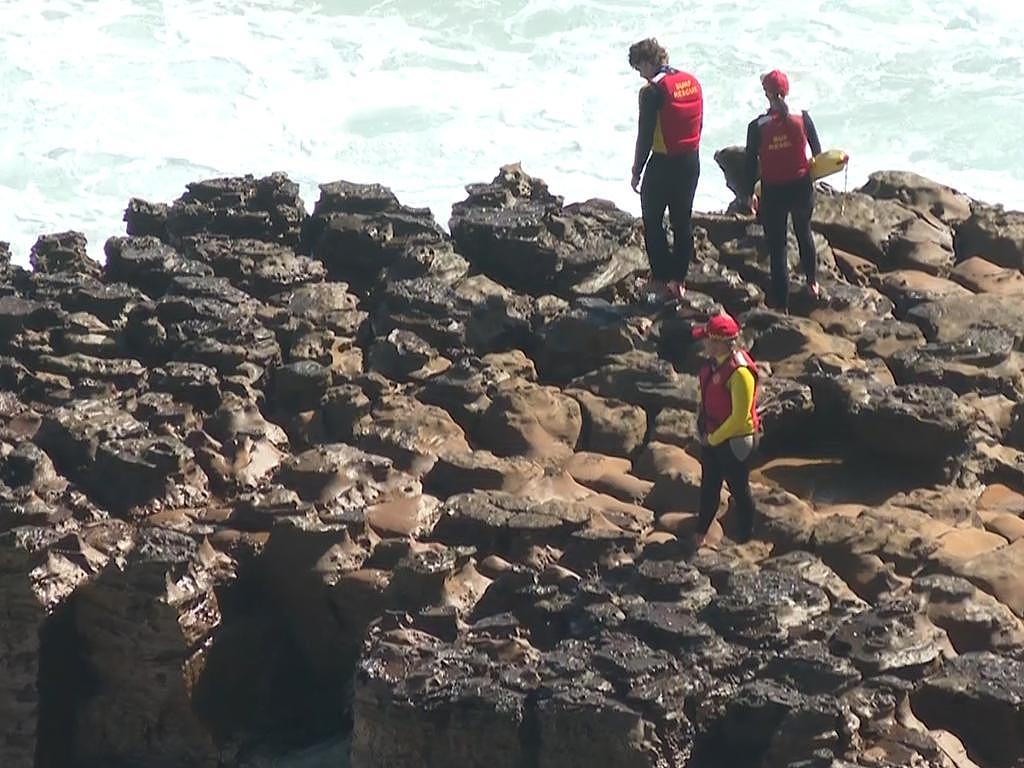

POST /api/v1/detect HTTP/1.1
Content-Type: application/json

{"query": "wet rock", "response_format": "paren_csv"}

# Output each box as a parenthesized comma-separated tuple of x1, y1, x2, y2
(371, 276, 467, 353)
(0, 525, 108, 768)
(885, 216, 956, 276)
(351, 635, 530, 768)
(206, 393, 288, 447)
(35, 398, 148, 476)
(953, 538, 1024, 618)
(71, 527, 234, 767)
(830, 597, 953, 678)
(649, 408, 700, 453)
(811, 192, 918, 265)
(534, 299, 642, 384)
(743, 311, 857, 379)
(630, 557, 715, 610)
(757, 376, 815, 449)
(887, 327, 1024, 398)
(150, 361, 223, 411)
(271, 281, 366, 338)
(183, 237, 324, 299)
(567, 389, 646, 459)
(353, 394, 471, 477)
(276, 443, 416, 513)
(950, 256, 1024, 296)
(380, 241, 470, 285)
(104, 235, 214, 298)
(27, 273, 146, 325)
(90, 435, 209, 517)
(794, 281, 895, 340)
(683, 252, 764, 317)
(860, 170, 972, 225)
(911, 574, 1024, 655)
(954, 205, 1024, 270)
(701, 567, 831, 649)
(423, 450, 544, 498)
(450, 165, 646, 298)
(874, 270, 972, 316)
(305, 181, 446, 293)
(855, 317, 926, 361)
(476, 379, 582, 462)
(433, 491, 592, 556)
(761, 551, 868, 611)
(367, 328, 451, 382)
(0, 295, 67, 341)
(34, 352, 146, 391)
(30, 231, 101, 279)
(911, 652, 1024, 767)
(569, 350, 700, 413)
(270, 360, 332, 413)
(907, 292, 1024, 351)
(809, 376, 977, 473)
(415, 358, 497, 434)
(163, 172, 307, 248)
(695, 680, 846, 768)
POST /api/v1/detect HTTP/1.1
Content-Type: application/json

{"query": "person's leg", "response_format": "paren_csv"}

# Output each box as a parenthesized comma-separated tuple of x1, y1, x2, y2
(790, 176, 818, 290)
(666, 151, 700, 286)
(640, 157, 671, 286)
(697, 443, 725, 535)
(721, 439, 757, 543)
(760, 185, 790, 310)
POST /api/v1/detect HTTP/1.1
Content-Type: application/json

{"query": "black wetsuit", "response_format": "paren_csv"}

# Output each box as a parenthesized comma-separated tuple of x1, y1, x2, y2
(744, 111, 822, 310)
(634, 74, 700, 285)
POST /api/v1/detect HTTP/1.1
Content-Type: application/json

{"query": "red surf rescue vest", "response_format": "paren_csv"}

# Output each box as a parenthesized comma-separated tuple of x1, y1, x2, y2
(652, 69, 702, 155)
(699, 349, 761, 435)
(758, 110, 811, 185)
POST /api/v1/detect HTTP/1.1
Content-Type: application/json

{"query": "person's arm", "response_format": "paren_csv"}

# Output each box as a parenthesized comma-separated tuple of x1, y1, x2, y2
(803, 111, 822, 156)
(632, 85, 661, 184)
(743, 119, 760, 198)
(707, 366, 756, 446)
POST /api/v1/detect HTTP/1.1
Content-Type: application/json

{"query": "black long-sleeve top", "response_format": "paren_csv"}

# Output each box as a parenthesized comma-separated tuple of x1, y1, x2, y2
(632, 77, 666, 174)
(743, 110, 822, 196)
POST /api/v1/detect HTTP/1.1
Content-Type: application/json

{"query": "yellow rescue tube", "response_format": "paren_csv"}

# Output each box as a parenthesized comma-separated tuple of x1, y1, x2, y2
(753, 149, 849, 198)
(810, 149, 849, 179)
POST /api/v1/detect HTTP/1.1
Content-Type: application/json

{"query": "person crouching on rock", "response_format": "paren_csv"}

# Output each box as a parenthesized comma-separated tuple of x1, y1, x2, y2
(743, 69, 822, 311)
(692, 312, 760, 548)
(628, 37, 702, 305)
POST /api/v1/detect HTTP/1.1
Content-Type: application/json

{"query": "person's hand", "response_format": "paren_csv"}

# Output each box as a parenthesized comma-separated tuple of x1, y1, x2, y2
(742, 195, 757, 214)
(630, 168, 642, 193)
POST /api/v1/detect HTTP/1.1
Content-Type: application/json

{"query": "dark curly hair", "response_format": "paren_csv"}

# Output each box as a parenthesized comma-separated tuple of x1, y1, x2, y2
(628, 38, 669, 69)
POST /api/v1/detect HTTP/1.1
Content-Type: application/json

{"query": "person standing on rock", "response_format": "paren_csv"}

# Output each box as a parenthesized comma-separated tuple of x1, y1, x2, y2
(743, 69, 822, 311)
(692, 312, 760, 547)
(628, 38, 703, 305)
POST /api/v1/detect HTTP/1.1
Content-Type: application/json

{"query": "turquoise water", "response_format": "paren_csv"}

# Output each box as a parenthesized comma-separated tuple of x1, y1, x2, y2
(1, 0, 1022, 262)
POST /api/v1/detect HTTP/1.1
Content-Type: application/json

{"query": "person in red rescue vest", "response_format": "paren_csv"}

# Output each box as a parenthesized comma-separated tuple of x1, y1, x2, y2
(743, 69, 823, 311)
(628, 38, 703, 305)
(692, 311, 760, 547)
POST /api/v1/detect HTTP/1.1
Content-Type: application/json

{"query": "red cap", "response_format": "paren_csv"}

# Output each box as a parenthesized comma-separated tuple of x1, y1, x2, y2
(761, 69, 790, 97)
(692, 312, 741, 340)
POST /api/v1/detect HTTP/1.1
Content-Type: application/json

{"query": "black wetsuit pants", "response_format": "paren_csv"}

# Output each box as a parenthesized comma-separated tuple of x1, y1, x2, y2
(697, 438, 757, 542)
(761, 175, 816, 310)
(641, 150, 700, 284)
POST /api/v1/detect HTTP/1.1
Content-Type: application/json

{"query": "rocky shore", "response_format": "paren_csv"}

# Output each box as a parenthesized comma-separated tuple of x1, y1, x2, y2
(2, 154, 1024, 768)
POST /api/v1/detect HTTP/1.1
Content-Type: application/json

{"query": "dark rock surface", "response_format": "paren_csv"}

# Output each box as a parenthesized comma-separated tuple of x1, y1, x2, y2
(0, 163, 1020, 768)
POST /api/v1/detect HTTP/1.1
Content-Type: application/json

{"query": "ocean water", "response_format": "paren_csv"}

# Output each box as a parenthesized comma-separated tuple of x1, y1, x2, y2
(1, 0, 1022, 264)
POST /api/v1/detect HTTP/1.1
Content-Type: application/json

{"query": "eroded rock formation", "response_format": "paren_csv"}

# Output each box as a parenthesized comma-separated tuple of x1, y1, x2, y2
(1, 161, 1023, 767)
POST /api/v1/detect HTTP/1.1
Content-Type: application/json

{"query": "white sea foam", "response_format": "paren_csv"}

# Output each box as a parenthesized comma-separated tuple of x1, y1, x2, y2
(0, 0, 1022, 264)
